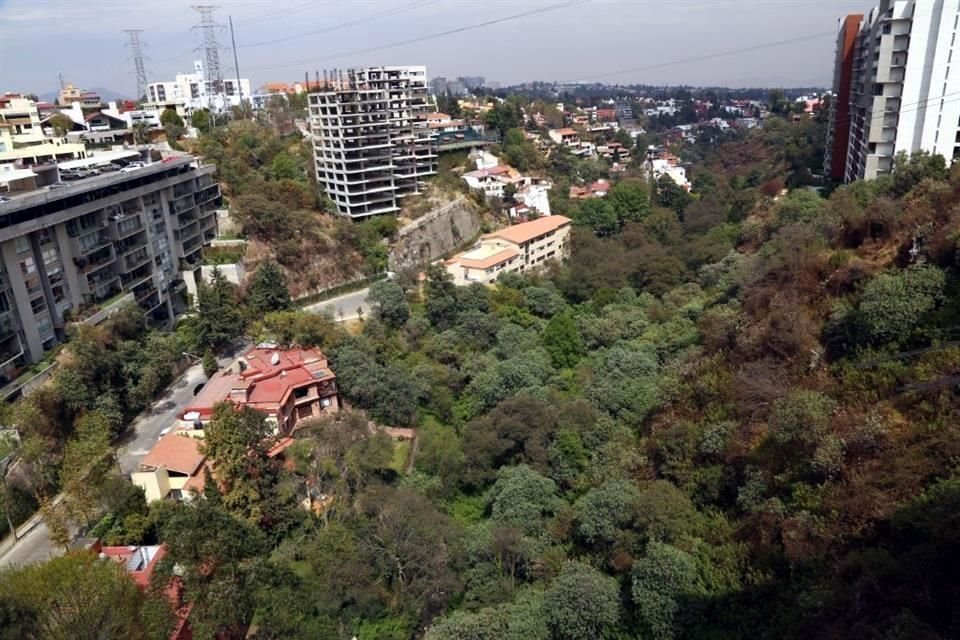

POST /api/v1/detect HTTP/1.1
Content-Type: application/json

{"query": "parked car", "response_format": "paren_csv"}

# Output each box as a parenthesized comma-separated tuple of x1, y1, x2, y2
(0, 196, 10, 203)
(59, 170, 81, 181)
(97, 163, 120, 172)
(48, 182, 67, 189)
(120, 161, 145, 173)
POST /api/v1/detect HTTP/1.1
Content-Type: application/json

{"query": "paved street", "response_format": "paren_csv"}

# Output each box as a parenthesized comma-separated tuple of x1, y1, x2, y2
(0, 520, 62, 569)
(116, 363, 208, 475)
(304, 287, 370, 321)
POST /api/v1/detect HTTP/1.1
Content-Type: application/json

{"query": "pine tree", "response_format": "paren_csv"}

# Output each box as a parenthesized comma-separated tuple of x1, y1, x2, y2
(196, 267, 243, 350)
(247, 261, 292, 315)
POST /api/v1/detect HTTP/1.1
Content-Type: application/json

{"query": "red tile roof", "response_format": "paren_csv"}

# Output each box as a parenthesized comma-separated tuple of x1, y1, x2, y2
(183, 346, 335, 420)
(483, 215, 571, 245)
(140, 432, 205, 476)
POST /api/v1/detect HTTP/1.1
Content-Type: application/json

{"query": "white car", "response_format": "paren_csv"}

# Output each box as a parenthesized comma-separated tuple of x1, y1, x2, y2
(120, 162, 146, 173)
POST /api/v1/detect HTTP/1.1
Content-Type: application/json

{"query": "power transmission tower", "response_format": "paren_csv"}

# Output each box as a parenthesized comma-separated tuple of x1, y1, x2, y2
(123, 29, 149, 102)
(192, 5, 225, 105)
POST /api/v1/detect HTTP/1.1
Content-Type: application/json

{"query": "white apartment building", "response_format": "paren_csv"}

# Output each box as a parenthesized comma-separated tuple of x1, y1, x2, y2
(444, 215, 570, 286)
(145, 61, 251, 115)
(308, 66, 437, 219)
(832, 1, 960, 180)
(0, 95, 87, 165)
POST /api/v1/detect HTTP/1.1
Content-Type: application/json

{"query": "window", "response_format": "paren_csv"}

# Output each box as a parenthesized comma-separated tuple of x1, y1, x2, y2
(31, 297, 46, 314)
(14, 236, 30, 254)
(42, 248, 58, 267)
(52, 284, 66, 304)
(19, 257, 35, 276)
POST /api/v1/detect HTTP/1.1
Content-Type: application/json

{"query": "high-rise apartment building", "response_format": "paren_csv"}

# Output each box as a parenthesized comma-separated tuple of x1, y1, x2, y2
(308, 66, 437, 219)
(0, 158, 220, 380)
(827, 1, 960, 181)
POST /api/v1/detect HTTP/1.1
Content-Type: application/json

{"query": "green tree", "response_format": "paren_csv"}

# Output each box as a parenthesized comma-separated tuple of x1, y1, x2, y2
(575, 479, 640, 545)
(575, 198, 619, 236)
(0, 552, 146, 640)
(160, 108, 184, 128)
(542, 311, 583, 369)
(631, 542, 705, 640)
(607, 179, 651, 224)
(544, 561, 620, 640)
(425, 265, 459, 330)
(195, 267, 244, 350)
(48, 113, 74, 137)
(858, 264, 946, 346)
(201, 404, 289, 528)
(191, 108, 212, 134)
(202, 349, 219, 379)
(157, 499, 269, 639)
(247, 261, 293, 316)
(487, 464, 560, 536)
(369, 280, 410, 330)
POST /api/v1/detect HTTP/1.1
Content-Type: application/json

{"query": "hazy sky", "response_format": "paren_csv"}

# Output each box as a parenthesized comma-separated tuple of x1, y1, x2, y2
(0, 0, 869, 97)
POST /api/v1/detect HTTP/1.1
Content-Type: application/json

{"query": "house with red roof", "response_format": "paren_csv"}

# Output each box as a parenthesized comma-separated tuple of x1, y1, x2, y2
(180, 345, 340, 435)
(94, 542, 193, 639)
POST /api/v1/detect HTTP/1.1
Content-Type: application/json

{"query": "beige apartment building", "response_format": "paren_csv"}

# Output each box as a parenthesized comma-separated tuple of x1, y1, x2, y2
(444, 215, 571, 285)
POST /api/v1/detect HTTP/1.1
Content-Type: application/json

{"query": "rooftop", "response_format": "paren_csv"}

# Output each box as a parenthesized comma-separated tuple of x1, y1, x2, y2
(483, 215, 571, 245)
(139, 431, 205, 476)
(183, 345, 335, 420)
(457, 245, 519, 270)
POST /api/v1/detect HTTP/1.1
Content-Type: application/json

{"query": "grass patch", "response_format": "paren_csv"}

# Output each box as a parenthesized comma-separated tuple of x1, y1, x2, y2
(390, 440, 412, 474)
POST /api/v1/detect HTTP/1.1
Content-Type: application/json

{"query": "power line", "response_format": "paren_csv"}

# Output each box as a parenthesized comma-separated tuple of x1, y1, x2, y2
(123, 29, 149, 101)
(239, 0, 439, 49)
(244, 0, 589, 73)
(562, 31, 836, 84)
(236, 0, 333, 25)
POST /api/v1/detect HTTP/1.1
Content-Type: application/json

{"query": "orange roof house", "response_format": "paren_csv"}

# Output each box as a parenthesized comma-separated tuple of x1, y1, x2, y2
(181, 345, 340, 434)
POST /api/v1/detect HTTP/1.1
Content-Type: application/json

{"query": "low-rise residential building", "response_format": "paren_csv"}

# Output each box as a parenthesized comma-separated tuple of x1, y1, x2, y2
(645, 152, 691, 191)
(548, 127, 580, 147)
(94, 541, 193, 639)
(180, 345, 340, 434)
(131, 430, 207, 502)
(461, 155, 552, 217)
(145, 60, 251, 115)
(444, 215, 571, 285)
(0, 95, 88, 165)
(570, 179, 610, 199)
(462, 164, 522, 198)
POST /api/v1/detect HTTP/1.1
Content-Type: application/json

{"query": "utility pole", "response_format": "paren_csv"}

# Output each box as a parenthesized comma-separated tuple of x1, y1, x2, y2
(192, 5, 224, 113)
(228, 15, 245, 119)
(57, 72, 65, 90)
(123, 29, 149, 102)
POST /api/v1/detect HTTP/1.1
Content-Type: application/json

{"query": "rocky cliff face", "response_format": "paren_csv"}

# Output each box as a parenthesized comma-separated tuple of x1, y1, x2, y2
(388, 196, 484, 271)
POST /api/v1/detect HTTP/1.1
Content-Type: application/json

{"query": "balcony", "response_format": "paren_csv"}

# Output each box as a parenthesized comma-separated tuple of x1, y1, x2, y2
(67, 216, 108, 238)
(77, 247, 117, 274)
(75, 233, 112, 256)
(122, 249, 151, 272)
(110, 216, 144, 240)
(69, 291, 134, 326)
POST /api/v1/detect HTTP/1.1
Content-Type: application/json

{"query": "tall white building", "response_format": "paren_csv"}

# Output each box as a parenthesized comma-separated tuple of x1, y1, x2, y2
(308, 66, 437, 219)
(831, 1, 960, 181)
(145, 61, 251, 115)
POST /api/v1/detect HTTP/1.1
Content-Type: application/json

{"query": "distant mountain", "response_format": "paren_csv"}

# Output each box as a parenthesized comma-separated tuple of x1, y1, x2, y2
(37, 87, 129, 104)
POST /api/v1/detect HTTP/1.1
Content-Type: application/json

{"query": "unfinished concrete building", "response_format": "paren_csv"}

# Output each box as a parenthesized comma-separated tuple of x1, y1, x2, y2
(308, 66, 437, 219)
